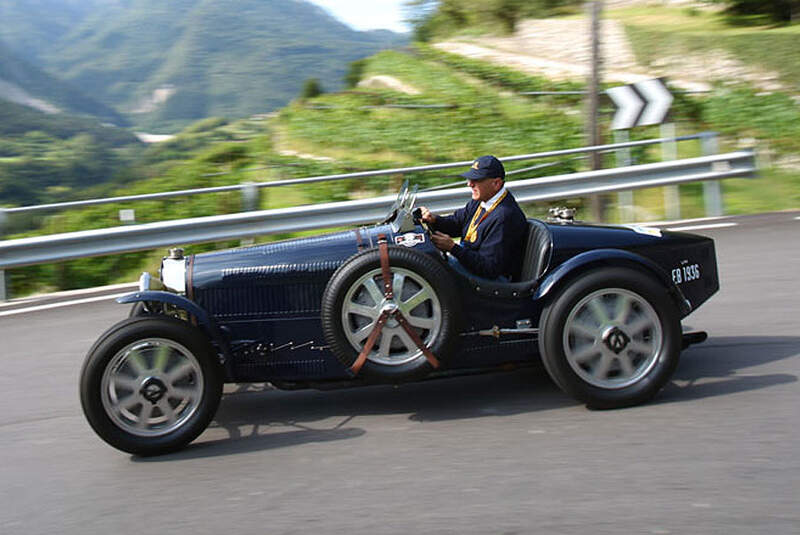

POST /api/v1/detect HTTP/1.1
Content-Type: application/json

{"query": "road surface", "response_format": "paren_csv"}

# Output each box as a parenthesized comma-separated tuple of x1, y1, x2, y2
(1, 211, 798, 534)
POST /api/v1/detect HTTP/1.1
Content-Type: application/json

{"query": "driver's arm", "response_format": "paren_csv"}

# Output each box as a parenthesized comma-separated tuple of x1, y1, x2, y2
(425, 204, 471, 237)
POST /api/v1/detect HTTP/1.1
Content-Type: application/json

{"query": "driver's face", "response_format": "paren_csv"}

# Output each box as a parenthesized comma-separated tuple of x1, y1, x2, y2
(468, 177, 503, 202)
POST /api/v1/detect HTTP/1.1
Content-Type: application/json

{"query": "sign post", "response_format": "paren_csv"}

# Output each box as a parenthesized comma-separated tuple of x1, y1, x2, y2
(607, 78, 674, 222)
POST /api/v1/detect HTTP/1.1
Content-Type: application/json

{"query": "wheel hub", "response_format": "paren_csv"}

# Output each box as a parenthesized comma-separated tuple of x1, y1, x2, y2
(603, 326, 631, 355)
(140, 377, 167, 404)
(342, 267, 443, 366)
(381, 301, 400, 327)
(562, 287, 663, 389)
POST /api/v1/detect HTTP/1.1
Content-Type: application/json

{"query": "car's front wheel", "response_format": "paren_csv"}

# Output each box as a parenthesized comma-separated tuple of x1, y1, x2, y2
(321, 246, 460, 381)
(538, 267, 681, 409)
(80, 316, 222, 455)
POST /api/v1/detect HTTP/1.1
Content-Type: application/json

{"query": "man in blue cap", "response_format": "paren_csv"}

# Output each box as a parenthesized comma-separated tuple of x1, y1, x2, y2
(420, 155, 527, 280)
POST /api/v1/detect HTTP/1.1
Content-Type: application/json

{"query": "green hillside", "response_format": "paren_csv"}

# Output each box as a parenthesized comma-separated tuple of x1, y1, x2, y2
(0, 100, 141, 206)
(0, 40, 127, 125)
(612, 7, 800, 89)
(9, 0, 406, 131)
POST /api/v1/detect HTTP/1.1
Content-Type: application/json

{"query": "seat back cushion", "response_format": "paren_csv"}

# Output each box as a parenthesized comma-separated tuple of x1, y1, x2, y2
(518, 220, 552, 282)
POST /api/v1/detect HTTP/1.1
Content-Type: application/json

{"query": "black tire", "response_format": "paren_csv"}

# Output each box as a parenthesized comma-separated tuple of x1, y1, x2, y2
(538, 267, 681, 409)
(80, 316, 223, 455)
(321, 246, 460, 381)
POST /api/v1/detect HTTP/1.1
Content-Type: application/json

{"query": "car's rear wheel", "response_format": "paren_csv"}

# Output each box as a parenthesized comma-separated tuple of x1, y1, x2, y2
(80, 317, 222, 455)
(538, 267, 681, 409)
(321, 246, 460, 381)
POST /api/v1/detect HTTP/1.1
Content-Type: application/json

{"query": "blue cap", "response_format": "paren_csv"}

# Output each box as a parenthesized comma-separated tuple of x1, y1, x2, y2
(460, 155, 505, 181)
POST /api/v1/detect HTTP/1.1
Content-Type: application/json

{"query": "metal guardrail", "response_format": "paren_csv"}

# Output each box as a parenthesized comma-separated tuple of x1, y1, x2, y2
(0, 150, 756, 273)
(1, 133, 717, 216)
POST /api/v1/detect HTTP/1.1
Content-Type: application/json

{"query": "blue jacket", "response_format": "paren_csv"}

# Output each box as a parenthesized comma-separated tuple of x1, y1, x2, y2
(432, 192, 527, 280)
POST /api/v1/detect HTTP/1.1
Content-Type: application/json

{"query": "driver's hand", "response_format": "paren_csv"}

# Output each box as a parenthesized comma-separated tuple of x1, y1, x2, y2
(419, 206, 437, 224)
(430, 231, 455, 252)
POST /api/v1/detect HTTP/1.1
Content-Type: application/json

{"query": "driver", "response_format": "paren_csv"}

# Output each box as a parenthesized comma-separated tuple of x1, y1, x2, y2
(420, 155, 527, 281)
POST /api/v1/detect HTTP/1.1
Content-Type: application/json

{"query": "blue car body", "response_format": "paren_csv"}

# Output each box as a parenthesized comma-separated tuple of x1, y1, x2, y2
(121, 218, 718, 386)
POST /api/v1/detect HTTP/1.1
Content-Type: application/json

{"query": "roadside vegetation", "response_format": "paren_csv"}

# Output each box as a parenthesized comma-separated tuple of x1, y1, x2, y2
(3, 1, 799, 297)
(616, 6, 800, 89)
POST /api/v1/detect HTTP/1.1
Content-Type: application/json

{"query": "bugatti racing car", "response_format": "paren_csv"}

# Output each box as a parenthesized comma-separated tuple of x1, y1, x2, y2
(80, 184, 718, 455)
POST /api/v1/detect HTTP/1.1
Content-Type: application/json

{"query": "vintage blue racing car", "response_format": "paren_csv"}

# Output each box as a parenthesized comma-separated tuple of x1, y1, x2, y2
(80, 184, 719, 455)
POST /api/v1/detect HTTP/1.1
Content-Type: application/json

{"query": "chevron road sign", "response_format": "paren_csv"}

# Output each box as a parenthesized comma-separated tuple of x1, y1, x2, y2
(607, 78, 673, 130)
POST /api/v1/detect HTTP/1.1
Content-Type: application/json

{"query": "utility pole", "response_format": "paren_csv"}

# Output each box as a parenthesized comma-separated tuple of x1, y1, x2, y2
(585, 1, 605, 220)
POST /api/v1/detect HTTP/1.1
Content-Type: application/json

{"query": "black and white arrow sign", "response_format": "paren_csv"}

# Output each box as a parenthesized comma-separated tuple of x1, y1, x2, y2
(607, 78, 673, 130)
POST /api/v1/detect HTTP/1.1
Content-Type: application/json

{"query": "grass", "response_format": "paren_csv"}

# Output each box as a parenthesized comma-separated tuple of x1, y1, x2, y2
(724, 167, 800, 214)
(278, 50, 585, 188)
(611, 7, 800, 88)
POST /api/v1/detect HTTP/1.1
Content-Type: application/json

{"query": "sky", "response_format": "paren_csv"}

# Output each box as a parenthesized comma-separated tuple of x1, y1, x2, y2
(307, 0, 411, 33)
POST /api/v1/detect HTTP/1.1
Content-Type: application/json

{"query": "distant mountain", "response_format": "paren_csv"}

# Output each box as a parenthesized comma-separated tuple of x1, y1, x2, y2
(0, 40, 128, 125)
(0, 0, 100, 62)
(0, 0, 407, 130)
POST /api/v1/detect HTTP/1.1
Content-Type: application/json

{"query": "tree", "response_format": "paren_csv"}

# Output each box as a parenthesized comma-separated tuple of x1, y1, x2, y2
(344, 59, 366, 88)
(301, 78, 323, 100)
(491, 0, 525, 33)
(715, 0, 800, 23)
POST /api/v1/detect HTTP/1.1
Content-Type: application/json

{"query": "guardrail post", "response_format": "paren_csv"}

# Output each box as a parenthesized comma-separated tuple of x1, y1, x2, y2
(614, 131, 634, 222)
(241, 182, 260, 212)
(701, 132, 724, 217)
(239, 182, 260, 246)
(661, 123, 680, 220)
(0, 209, 6, 300)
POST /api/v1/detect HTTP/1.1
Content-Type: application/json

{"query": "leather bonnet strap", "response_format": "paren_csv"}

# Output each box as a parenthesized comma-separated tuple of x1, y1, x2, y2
(378, 234, 393, 299)
(349, 234, 440, 375)
(395, 312, 440, 369)
(350, 310, 389, 375)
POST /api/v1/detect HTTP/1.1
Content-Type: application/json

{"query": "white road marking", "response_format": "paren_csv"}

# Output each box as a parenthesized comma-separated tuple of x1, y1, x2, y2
(0, 293, 130, 317)
(634, 216, 727, 227)
(0, 282, 136, 309)
(666, 222, 738, 232)
(794, 216, 800, 220)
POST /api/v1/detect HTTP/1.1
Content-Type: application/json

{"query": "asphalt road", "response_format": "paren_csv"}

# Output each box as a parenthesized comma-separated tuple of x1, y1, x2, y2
(1, 211, 798, 534)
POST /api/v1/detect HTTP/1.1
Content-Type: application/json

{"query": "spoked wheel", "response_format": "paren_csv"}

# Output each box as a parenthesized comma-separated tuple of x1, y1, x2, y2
(80, 317, 222, 455)
(322, 246, 460, 381)
(341, 267, 442, 367)
(563, 288, 663, 389)
(101, 338, 204, 436)
(539, 267, 681, 409)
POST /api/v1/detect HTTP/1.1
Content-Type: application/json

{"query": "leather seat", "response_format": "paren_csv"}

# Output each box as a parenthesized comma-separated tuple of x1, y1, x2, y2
(446, 219, 552, 298)
(517, 219, 552, 282)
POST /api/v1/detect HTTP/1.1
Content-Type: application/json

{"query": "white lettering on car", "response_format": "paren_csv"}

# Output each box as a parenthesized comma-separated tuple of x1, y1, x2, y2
(672, 262, 701, 284)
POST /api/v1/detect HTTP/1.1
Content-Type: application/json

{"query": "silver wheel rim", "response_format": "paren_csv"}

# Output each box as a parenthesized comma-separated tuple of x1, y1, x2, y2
(101, 338, 204, 437)
(342, 267, 442, 366)
(563, 288, 663, 389)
